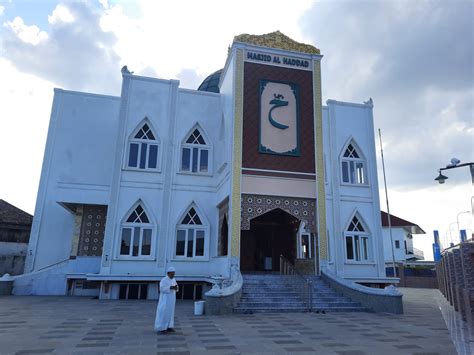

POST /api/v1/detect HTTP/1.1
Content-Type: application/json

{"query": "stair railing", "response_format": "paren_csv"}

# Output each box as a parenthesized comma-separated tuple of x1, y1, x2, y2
(279, 255, 312, 312)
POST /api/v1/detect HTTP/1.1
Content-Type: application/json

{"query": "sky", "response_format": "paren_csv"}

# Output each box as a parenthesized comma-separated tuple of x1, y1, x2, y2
(0, 0, 472, 260)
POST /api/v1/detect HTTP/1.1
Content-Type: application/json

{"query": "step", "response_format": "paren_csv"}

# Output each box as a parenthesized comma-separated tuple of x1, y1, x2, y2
(234, 306, 367, 313)
(240, 296, 307, 301)
(312, 302, 362, 307)
(234, 307, 308, 313)
(311, 307, 368, 312)
(236, 275, 367, 313)
(312, 296, 352, 302)
(242, 290, 305, 294)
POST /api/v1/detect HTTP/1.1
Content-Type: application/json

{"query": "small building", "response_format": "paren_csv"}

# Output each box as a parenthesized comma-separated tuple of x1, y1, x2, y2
(381, 211, 425, 263)
(0, 200, 32, 275)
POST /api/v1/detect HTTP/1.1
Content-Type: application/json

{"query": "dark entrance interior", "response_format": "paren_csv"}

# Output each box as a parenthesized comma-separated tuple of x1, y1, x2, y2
(240, 208, 299, 272)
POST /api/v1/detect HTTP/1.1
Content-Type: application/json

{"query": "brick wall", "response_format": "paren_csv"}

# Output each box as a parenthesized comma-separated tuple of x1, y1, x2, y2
(437, 241, 474, 325)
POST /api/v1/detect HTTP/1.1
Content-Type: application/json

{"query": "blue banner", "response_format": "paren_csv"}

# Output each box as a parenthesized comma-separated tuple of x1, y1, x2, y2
(433, 230, 440, 245)
(460, 229, 467, 242)
(433, 243, 441, 262)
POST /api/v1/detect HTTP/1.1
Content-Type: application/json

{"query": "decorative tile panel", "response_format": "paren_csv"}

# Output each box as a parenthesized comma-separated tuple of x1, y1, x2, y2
(241, 193, 316, 233)
(78, 205, 107, 257)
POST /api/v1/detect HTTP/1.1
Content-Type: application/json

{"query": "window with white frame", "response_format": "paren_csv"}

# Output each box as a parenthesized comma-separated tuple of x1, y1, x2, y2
(345, 215, 370, 262)
(341, 142, 367, 185)
(180, 128, 210, 173)
(127, 121, 160, 170)
(175, 207, 207, 258)
(298, 232, 312, 259)
(120, 204, 153, 257)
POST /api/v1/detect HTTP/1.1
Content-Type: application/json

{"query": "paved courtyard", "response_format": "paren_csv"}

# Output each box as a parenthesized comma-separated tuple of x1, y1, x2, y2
(0, 288, 457, 354)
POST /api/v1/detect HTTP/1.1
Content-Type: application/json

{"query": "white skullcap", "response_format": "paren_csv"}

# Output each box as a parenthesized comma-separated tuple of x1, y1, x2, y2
(167, 266, 176, 273)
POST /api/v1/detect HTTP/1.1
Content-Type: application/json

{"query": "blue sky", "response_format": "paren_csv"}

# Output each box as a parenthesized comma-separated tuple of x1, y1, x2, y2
(0, 0, 472, 260)
(0, 1, 58, 29)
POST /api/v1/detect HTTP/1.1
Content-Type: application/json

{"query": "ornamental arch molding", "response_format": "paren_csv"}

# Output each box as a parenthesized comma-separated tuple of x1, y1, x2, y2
(241, 193, 316, 233)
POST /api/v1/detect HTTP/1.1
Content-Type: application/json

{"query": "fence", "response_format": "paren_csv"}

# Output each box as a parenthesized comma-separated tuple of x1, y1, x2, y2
(386, 264, 438, 289)
(436, 241, 474, 326)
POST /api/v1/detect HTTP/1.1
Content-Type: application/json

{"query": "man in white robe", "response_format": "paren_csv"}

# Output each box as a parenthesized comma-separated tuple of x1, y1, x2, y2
(154, 266, 179, 333)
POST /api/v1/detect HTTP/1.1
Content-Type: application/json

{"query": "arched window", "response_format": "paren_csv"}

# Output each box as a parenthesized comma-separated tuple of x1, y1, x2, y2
(345, 214, 370, 262)
(119, 203, 154, 257)
(341, 141, 367, 185)
(180, 126, 211, 174)
(127, 120, 160, 170)
(175, 205, 208, 258)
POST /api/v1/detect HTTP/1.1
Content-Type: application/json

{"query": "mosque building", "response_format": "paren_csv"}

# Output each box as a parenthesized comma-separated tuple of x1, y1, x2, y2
(16, 31, 393, 304)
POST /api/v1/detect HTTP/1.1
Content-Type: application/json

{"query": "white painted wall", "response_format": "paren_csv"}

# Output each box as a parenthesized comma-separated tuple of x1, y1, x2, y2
(100, 74, 233, 282)
(382, 227, 407, 263)
(25, 90, 120, 276)
(325, 100, 386, 280)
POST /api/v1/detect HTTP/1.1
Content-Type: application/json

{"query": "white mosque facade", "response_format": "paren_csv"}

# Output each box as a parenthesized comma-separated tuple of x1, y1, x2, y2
(17, 32, 390, 300)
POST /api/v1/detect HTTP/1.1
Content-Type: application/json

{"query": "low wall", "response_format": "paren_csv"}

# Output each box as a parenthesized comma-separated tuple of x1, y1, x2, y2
(204, 264, 243, 315)
(401, 276, 438, 288)
(205, 288, 242, 315)
(387, 264, 438, 289)
(322, 271, 403, 314)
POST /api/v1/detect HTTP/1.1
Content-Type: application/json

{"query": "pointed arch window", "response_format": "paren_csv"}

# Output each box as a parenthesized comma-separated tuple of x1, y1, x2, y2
(345, 215, 370, 262)
(341, 142, 367, 185)
(127, 121, 160, 170)
(175, 206, 208, 258)
(120, 204, 154, 257)
(180, 127, 211, 174)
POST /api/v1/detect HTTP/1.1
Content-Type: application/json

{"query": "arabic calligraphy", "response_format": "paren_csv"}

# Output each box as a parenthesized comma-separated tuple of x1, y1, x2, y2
(259, 80, 300, 156)
(268, 94, 289, 129)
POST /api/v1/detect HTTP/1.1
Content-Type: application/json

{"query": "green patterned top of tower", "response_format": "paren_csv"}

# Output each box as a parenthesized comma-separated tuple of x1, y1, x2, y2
(233, 31, 320, 55)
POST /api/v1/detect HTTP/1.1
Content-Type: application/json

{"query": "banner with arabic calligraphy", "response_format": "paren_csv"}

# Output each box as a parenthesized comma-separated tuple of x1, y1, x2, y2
(259, 80, 300, 156)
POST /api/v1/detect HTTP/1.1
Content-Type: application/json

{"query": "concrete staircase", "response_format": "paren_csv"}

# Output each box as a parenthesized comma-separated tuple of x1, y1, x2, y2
(234, 274, 367, 313)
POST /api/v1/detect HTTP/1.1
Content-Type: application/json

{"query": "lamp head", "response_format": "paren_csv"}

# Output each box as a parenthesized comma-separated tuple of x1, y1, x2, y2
(435, 171, 448, 184)
(451, 158, 461, 166)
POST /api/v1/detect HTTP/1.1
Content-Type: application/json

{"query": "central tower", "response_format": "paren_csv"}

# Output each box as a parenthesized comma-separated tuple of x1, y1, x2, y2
(220, 31, 327, 274)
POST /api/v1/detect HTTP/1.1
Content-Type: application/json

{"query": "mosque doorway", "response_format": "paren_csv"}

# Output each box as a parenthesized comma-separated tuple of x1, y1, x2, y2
(240, 208, 299, 272)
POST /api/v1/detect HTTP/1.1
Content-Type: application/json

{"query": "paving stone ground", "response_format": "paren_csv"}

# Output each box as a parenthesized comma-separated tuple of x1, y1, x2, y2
(0, 288, 457, 354)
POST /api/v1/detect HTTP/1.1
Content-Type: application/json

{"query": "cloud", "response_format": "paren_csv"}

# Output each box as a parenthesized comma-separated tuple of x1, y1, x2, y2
(300, 0, 473, 190)
(0, 5, 4, 17)
(48, 3, 75, 24)
(100, 0, 314, 84)
(176, 68, 206, 90)
(1, 1, 122, 95)
(3, 16, 48, 45)
(0, 58, 54, 214)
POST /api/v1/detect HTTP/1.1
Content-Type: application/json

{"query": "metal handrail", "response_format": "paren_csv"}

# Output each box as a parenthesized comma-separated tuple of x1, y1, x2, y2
(279, 255, 312, 312)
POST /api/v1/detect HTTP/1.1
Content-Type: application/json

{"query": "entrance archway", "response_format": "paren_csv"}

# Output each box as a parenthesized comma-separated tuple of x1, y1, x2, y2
(240, 208, 299, 272)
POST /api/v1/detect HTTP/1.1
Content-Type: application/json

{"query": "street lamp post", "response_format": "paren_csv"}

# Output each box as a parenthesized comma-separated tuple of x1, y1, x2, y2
(449, 222, 458, 246)
(457, 210, 470, 236)
(435, 162, 474, 185)
(435, 160, 474, 225)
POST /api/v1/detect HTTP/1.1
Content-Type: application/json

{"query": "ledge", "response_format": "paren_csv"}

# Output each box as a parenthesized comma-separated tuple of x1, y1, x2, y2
(322, 270, 403, 314)
(84, 274, 215, 282)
